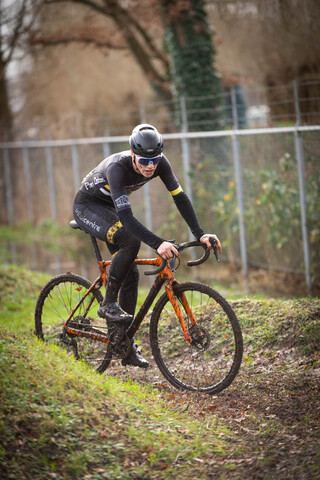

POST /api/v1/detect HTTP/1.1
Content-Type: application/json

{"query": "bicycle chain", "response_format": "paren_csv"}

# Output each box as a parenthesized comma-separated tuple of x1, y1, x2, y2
(60, 316, 132, 359)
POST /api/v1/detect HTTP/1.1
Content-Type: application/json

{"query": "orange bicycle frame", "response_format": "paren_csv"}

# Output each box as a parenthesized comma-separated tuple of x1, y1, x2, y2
(63, 254, 198, 346)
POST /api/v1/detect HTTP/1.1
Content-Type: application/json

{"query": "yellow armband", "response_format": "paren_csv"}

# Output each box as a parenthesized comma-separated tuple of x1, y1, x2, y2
(169, 186, 183, 197)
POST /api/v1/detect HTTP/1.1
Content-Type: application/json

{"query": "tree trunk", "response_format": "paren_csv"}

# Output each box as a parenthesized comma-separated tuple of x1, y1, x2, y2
(0, 57, 13, 141)
(159, 0, 223, 130)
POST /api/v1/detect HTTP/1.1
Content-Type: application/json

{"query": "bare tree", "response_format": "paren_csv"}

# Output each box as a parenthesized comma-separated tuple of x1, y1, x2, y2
(31, 0, 172, 102)
(30, 0, 223, 127)
(0, 0, 41, 140)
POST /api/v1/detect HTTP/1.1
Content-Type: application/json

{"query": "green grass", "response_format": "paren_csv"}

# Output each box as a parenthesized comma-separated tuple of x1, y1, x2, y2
(0, 265, 50, 331)
(233, 297, 320, 357)
(0, 221, 93, 270)
(0, 330, 234, 480)
(0, 265, 235, 479)
(1, 265, 319, 479)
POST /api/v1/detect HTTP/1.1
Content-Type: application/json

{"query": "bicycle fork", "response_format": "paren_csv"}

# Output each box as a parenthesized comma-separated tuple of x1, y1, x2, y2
(164, 280, 198, 344)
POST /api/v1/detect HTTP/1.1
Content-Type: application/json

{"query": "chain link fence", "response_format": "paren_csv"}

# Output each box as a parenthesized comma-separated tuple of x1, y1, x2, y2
(1, 124, 319, 296)
(1, 79, 320, 295)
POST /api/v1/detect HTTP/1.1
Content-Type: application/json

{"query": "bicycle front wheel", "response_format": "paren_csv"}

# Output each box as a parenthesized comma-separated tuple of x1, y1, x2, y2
(150, 282, 243, 394)
(35, 273, 112, 373)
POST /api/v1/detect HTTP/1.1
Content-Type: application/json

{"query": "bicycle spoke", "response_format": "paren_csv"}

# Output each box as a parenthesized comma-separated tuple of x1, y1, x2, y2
(35, 274, 112, 372)
(150, 282, 243, 394)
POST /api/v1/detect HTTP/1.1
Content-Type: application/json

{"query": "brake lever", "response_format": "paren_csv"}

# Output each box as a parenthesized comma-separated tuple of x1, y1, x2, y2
(210, 237, 220, 262)
(169, 253, 177, 272)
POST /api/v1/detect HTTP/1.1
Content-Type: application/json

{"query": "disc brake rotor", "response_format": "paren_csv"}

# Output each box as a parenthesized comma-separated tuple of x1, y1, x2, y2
(189, 325, 210, 351)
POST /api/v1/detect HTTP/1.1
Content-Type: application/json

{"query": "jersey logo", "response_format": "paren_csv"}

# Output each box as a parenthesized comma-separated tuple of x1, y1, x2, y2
(84, 181, 94, 190)
(114, 194, 130, 210)
(94, 176, 105, 185)
(126, 180, 148, 194)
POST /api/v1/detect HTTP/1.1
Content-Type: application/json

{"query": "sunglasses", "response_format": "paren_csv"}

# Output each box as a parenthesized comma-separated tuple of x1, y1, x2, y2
(135, 154, 162, 166)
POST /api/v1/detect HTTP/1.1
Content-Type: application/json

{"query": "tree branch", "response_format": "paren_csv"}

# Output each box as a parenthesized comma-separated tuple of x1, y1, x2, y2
(3, 0, 28, 65)
(3, 0, 43, 66)
(126, 10, 170, 70)
(30, 27, 126, 51)
(103, 0, 171, 98)
(42, 0, 172, 100)
(44, 0, 112, 17)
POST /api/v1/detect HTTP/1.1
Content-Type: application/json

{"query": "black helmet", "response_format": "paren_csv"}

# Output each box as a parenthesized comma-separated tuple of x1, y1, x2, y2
(129, 124, 163, 157)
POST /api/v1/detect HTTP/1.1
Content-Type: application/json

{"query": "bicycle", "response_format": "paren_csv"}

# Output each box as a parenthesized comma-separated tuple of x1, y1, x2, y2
(35, 220, 243, 395)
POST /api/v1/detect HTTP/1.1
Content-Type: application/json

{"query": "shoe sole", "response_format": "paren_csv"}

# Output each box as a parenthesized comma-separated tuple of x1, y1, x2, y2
(97, 308, 131, 322)
(121, 361, 149, 369)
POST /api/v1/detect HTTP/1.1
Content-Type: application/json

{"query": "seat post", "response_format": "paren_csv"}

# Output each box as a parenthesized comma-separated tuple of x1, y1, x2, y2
(90, 235, 102, 262)
(69, 220, 103, 263)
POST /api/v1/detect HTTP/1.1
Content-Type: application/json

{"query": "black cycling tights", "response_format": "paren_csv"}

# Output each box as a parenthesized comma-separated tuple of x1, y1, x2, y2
(73, 193, 141, 315)
(108, 228, 140, 316)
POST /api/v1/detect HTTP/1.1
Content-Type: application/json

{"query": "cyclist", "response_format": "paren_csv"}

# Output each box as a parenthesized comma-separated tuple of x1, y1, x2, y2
(73, 124, 222, 368)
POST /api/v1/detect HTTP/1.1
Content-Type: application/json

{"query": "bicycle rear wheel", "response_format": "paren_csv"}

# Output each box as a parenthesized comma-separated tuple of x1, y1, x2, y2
(35, 273, 112, 373)
(150, 282, 243, 394)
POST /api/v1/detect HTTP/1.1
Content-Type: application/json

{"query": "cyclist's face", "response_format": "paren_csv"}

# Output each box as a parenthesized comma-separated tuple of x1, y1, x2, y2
(132, 153, 159, 178)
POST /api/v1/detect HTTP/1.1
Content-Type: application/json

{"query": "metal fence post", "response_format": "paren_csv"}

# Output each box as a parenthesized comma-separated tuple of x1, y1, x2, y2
(231, 88, 249, 290)
(45, 146, 57, 220)
(180, 96, 195, 247)
(293, 81, 312, 295)
(71, 144, 81, 193)
(22, 147, 34, 223)
(103, 130, 111, 158)
(140, 103, 153, 259)
(3, 148, 14, 224)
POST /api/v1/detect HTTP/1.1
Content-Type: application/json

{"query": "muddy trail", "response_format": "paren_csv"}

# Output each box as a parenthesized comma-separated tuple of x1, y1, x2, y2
(105, 298, 320, 479)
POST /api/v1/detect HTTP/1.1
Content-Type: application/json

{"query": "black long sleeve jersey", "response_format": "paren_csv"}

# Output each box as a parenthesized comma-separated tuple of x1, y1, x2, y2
(79, 150, 204, 250)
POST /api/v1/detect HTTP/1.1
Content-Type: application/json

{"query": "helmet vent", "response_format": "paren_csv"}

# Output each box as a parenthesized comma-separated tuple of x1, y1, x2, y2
(139, 126, 154, 131)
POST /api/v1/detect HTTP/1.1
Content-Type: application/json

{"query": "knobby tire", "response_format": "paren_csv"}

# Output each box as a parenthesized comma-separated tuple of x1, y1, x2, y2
(34, 273, 112, 373)
(150, 282, 243, 394)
